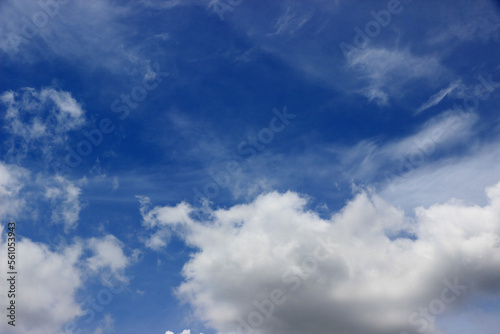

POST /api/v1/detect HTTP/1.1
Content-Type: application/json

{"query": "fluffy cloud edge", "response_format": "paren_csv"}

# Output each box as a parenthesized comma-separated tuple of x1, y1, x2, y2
(0, 230, 132, 334)
(139, 181, 500, 334)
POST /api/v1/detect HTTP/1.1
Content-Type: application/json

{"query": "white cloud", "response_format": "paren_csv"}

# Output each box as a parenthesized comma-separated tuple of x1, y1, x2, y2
(39, 88, 85, 131)
(336, 108, 478, 183)
(87, 234, 130, 281)
(45, 175, 83, 232)
(0, 230, 84, 334)
(140, 183, 500, 334)
(1, 87, 85, 140)
(0, 162, 28, 220)
(382, 109, 477, 160)
(380, 139, 500, 212)
(144, 229, 171, 251)
(358, 86, 389, 105)
(0, 160, 84, 232)
(137, 195, 192, 229)
(345, 47, 443, 106)
(272, 3, 314, 36)
(1, 87, 86, 163)
(92, 313, 114, 334)
(0, 231, 131, 334)
(428, 0, 500, 44)
(415, 80, 463, 115)
(137, 195, 193, 250)
(165, 329, 202, 334)
(112, 176, 120, 190)
(0, 0, 168, 76)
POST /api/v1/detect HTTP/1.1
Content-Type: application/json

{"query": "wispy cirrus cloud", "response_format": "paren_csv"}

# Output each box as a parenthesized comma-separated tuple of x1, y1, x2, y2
(380, 139, 500, 211)
(345, 47, 443, 106)
(427, 0, 500, 44)
(0, 0, 162, 75)
(272, 2, 314, 36)
(415, 80, 463, 115)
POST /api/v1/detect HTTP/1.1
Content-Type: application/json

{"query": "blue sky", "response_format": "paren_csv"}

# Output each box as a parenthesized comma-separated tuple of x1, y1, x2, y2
(1, 0, 500, 333)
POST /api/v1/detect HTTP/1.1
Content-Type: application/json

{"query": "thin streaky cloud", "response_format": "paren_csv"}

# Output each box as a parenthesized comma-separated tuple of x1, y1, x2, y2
(415, 80, 462, 115)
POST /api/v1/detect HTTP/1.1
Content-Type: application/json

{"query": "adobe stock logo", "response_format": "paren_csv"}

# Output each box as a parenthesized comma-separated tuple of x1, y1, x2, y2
(401, 277, 468, 334)
(384, 71, 500, 191)
(237, 107, 297, 160)
(236, 236, 339, 334)
(339, 0, 412, 60)
(59, 274, 133, 334)
(51, 63, 169, 174)
(6, 0, 68, 53)
(191, 106, 296, 208)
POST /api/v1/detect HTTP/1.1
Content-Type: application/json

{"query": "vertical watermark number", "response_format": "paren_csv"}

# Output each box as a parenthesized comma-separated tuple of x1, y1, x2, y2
(6, 220, 17, 327)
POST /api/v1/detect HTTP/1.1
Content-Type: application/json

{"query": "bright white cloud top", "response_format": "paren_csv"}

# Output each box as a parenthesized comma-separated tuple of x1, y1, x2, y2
(140, 185, 500, 334)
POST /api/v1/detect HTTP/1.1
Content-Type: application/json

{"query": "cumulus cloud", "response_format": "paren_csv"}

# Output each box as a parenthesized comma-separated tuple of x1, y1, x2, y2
(140, 183, 500, 334)
(0, 229, 84, 334)
(0, 231, 131, 334)
(86, 234, 130, 283)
